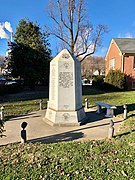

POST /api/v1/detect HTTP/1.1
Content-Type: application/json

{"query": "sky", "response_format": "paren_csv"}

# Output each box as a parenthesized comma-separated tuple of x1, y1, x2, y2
(1, 0, 135, 57)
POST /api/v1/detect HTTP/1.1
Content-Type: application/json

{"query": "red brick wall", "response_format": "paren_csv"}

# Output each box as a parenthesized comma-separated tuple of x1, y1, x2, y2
(124, 56, 135, 89)
(105, 41, 122, 75)
(105, 40, 135, 89)
(124, 56, 135, 76)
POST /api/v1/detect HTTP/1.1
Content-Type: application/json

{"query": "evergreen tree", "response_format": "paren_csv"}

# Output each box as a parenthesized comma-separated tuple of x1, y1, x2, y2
(105, 69, 126, 90)
(10, 19, 51, 87)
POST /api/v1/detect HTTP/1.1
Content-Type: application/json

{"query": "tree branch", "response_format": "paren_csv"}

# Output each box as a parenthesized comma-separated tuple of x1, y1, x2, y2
(57, 0, 71, 31)
(51, 32, 71, 47)
(74, 0, 83, 44)
(47, 0, 108, 62)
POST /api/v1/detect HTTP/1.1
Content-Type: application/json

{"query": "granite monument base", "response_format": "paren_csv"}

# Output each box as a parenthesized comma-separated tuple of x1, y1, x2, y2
(43, 107, 86, 126)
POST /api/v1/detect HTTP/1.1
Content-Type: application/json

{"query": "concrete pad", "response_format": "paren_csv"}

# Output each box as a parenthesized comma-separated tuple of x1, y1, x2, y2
(0, 109, 122, 146)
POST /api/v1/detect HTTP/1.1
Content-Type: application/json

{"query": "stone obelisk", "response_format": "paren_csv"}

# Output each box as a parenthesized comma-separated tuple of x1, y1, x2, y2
(44, 49, 86, 126)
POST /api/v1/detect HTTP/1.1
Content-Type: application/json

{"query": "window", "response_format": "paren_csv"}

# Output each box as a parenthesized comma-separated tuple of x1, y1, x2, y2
(109, 58, 115, 70)
(133, 56, 135, 69)
(132, 81, 135, 89)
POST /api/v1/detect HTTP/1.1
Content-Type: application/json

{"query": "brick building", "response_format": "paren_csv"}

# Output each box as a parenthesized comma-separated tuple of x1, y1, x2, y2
(105, 38, 135, 90)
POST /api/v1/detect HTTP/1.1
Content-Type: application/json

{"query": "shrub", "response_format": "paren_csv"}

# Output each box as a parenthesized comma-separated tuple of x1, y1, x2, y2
(105, 69, 126, 90)
(93, 75, 104, 82)
(92, 75, 104, 88)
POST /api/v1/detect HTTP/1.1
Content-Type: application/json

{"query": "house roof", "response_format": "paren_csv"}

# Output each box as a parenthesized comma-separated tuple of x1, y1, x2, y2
(113, 38, 135, 54)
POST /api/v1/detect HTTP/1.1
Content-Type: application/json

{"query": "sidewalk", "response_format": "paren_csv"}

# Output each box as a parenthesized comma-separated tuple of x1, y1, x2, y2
(0, 108, 122, 146)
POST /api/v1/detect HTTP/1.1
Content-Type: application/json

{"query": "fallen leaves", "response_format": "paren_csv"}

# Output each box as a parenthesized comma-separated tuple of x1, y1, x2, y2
(0, 136, 135, 179)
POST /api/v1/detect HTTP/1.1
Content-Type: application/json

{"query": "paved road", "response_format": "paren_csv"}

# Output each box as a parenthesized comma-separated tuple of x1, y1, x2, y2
(0, 108, 122, 146)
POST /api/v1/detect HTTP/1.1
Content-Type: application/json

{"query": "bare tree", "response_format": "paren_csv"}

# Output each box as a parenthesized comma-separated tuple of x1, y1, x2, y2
(47, 0, 108, 62)
(81, 56, 105, 78)
(0, 55, 4, 62)
(91, 56, 105, 75)
(0, 55, 4, 68)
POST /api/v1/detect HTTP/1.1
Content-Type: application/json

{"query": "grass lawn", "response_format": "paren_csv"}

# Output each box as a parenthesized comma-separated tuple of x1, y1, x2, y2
(0, 89, 49, 120)
(0, 135, 135, 179)
(0, 86, 135, 179)
(82, 86, 135, 132)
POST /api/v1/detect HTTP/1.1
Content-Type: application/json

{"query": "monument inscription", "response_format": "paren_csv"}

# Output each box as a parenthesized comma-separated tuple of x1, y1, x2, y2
(51, 65, 56, 100)
(59, 72, 73, 88)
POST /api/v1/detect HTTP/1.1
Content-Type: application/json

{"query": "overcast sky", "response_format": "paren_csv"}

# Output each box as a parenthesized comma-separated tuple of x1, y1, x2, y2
(0, 0, 135, 57)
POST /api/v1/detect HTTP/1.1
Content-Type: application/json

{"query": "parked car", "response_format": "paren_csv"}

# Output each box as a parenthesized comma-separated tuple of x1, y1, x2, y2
(0, 78, 18, 86)
(82, 79, 91, 85)
(5, 80, 18, 85)
(0, 77, 6, 85)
